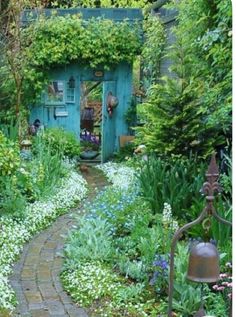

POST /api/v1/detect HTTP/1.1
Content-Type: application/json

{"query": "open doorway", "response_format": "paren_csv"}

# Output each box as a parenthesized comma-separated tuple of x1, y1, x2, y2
(80, 81, 103, 162)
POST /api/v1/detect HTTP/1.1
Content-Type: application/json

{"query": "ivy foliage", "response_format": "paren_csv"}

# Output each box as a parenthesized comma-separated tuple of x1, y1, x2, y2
(41, 0, 152, 9)
(24, 14, 142, 70)
(136, 0, 232, 158)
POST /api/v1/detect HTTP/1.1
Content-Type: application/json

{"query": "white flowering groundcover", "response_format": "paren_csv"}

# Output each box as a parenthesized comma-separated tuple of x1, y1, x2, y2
(0, 171, 87, 312)
(96, 162, 136, 190)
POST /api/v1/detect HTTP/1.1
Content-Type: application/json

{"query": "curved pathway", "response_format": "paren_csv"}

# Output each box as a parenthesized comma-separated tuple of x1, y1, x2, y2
(10, 167, 108, 317)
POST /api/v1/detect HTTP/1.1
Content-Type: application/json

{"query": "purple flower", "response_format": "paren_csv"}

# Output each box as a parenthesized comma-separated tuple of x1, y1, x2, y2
(153, 255, 169, 270)
(80, 132, 100, 145)
(150, 254, 169, 289)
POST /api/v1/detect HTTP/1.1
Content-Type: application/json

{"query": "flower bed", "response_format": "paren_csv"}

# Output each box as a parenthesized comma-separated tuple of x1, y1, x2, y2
(62, 161, 231, 317)
(61, 163, 171, 316)
(0, 170, 87, 312)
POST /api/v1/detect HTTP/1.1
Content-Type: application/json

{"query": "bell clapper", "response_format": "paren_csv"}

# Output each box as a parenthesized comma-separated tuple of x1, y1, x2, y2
(202, 217, 211, 242)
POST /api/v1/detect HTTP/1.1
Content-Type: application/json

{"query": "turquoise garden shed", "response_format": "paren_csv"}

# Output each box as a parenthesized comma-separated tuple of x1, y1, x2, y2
(23, 8, 143, 162)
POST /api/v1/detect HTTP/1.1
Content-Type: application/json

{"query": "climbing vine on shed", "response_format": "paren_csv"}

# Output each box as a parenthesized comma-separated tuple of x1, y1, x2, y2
(24, 14, 142, 70)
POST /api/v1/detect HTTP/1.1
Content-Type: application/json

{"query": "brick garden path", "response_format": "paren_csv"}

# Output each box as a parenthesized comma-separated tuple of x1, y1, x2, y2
(10, 167, 108, 317)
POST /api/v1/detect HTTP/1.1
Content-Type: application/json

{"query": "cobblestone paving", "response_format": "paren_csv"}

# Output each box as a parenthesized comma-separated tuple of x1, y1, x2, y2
(10, 167, 108, 317)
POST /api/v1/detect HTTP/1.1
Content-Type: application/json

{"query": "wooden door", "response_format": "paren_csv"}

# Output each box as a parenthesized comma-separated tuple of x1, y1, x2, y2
(102, 81, 117, 162)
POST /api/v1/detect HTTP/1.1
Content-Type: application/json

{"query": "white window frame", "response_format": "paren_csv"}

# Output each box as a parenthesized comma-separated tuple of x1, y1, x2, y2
(66, 84, 75, 103)
(45, 80, 65, 105)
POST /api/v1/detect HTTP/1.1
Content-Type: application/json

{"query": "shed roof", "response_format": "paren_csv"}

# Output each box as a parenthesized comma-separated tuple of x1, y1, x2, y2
(21, 8, 143, 26)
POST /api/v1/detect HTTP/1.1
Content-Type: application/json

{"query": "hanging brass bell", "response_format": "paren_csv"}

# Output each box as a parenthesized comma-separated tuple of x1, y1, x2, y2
(187, 242, 220, 283)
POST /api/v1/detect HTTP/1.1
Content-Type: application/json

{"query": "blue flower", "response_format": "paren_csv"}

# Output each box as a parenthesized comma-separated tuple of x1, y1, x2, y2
(153, 255, 169, 270)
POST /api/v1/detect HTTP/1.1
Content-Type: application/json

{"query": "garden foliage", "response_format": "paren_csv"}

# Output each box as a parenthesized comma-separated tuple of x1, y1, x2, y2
(62, 162, 231, 316)
(37, 0, 152, 9)
(62, 164, 165, 315)
(138, 154, 232, 248)
(64, 216, 115, 266)
(0, 0, 232, 315)
(0, 132, 20, 176)
(141, 15, 166, 86)
(41, 128, 80, 158)
(0, 0, 42, 141)
(137, 0, 232, 157)
(0, 132, 25, 217)
(24, 15, 142, 70)
(137, 155, 206, 219)
(0, 130, 87, 312)
(0, 169, 87, 312)
(0, 128, 80, 218)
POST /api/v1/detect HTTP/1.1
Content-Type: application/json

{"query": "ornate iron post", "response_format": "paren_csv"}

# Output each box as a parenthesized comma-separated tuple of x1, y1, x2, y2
(167, 154, 232, 317)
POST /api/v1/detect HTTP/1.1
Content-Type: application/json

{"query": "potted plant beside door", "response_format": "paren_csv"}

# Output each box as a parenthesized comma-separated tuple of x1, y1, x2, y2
(80, 133, 100, 160)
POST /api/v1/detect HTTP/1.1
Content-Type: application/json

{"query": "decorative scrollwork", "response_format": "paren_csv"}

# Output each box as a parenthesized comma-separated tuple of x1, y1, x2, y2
(200, 155, 221, 200)
(201, 182, 211, 196)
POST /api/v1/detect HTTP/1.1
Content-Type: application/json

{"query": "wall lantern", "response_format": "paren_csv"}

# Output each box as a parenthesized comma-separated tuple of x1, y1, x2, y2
(68, 76, 75, 89)
(168, 154, 232, 317)
(107, 91, 119, 117)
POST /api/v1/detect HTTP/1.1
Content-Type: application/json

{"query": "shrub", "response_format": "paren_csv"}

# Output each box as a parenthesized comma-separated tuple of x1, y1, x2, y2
(0, 176, 26, 218)
(137, 155, 206, 220)
(28, 136, 68, 199)
(136, 0, 232, 158)
(0, 132, 20, 176)
(0, 133, 26, 218)
(41, 128, 80, 159)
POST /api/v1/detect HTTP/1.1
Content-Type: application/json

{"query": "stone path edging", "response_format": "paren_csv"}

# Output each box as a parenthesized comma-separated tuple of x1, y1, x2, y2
(10, 168, 107, 317)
